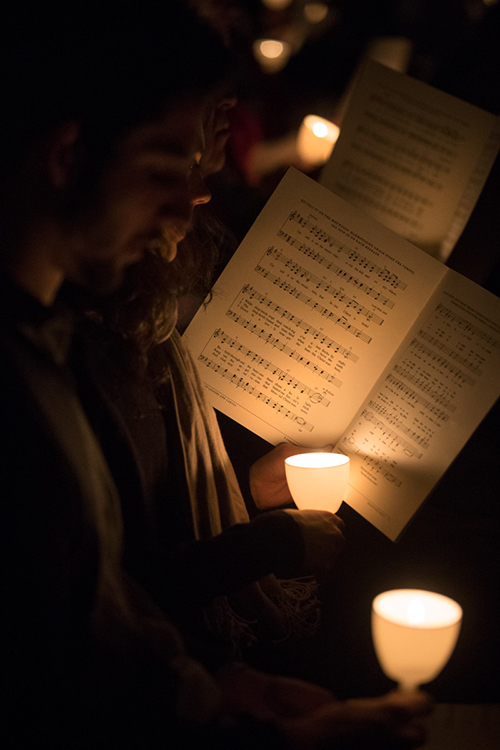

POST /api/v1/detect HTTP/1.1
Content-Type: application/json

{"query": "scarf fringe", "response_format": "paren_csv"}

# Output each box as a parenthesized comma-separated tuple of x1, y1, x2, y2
(203, 596, 258, 658)
(272, 576, 321, 642)
(204, 577, 321, 657)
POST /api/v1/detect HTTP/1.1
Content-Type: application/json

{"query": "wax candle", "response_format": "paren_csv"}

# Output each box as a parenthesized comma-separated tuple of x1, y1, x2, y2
(372, 589, 463, 692)
(285, 452, 350, 513)
(296, 115, 339, 165)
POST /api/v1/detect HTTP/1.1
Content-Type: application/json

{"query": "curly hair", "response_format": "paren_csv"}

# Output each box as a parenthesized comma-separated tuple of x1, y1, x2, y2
(75, 204, 225, 383)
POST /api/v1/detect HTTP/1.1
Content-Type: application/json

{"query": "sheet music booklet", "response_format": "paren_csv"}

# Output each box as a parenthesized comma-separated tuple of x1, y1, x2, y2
(184, 167, 500, 542)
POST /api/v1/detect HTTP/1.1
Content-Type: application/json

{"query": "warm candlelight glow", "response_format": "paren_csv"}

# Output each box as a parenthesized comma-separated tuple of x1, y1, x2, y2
(372, 589, 463, 692)
(407, 598, 425, 625)
(253, 39, 292, 73)
(296, 115, 340, 165)
(312, 121, 328, 137)
(304, 2, 329, 24)
(366, 36, 413, 73)
(261, 0, 293, 9)
(285, 452, 350, 513)
(260, 39, 284, 59)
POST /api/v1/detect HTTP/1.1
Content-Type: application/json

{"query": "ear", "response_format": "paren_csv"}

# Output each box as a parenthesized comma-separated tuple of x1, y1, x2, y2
(48, 120, 82, 189)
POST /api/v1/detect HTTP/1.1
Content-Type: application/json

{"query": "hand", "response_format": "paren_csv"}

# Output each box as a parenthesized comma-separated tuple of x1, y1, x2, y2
(249, 442, 334, 510)
(280, 689, 434, 749)
(283, 508, 345, 576)
(216, 663, 336, 723)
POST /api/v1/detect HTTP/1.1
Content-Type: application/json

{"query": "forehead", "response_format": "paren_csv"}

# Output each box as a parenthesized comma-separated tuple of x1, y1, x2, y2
(118, 96, 207, 157)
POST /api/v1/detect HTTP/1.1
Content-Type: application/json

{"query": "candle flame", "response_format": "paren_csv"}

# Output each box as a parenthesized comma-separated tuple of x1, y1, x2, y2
(407, 598, 425, 625)
(312, 122, 328, 138)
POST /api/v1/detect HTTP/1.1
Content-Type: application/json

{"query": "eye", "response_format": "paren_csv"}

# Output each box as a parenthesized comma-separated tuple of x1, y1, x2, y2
(143, 151, 202, 187)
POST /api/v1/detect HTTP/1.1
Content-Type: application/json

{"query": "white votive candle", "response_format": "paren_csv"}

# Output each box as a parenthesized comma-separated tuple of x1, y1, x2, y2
(296, 115, 339, 165)
(285, 452, 349, 513)
(372, 589, 463, 692)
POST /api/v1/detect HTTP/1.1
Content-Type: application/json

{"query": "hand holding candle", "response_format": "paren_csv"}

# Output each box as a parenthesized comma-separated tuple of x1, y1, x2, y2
(249, 442, 335, 509)
(372, 589, 463, 693)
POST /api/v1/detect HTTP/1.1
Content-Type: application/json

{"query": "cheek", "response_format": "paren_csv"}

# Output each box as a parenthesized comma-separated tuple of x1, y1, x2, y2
(102, 171, 157, 221)
(121, 182, 177, 220)
(108, 190, 158, 234)
(98, 168, 191, 235)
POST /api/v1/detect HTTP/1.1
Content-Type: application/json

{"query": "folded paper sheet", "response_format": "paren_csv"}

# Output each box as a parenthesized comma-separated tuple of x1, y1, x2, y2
(320, 61, 500, 261)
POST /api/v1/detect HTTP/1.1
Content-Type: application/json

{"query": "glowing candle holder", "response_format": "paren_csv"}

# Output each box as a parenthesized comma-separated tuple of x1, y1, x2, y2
(296, 115, 339, 165)
(285, 452, 349, 513)
(253, 38, 292, 74)
(372, 589, 463, 693)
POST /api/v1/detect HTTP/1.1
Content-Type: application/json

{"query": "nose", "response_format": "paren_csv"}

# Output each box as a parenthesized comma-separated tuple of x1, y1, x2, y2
(190, 167, 211, 206)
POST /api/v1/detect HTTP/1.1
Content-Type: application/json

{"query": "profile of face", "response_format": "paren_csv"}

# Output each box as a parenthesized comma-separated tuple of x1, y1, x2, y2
(64, 96, 211, 295)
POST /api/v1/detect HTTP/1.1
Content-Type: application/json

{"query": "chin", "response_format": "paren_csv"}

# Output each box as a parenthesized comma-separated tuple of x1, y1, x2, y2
(163, 245, 178, 263)
(159, 233, 183, 263)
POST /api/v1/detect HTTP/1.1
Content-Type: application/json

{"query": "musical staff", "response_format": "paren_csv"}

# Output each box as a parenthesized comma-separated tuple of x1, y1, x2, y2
(418, 328, 484, 375)
(362, 455, 403, 487)
(385, 373, 450, 421)
(436, 303, 500, 349)
(272, 241, 386, 321)
(274, 237, 395, 309)
(198, 353, 314, 431)
(210, 328, 331, 406)
(344, 449, 403, 487)
(285, 210, 406, 290)
(410, 338, 476, 386)
(225, 309, 343, 387)
(392, 364, 457, 411)
(240, 285, 359, 361)
(255, 257, 372, 343)
(367, 400, 430, 449)
(359, 409, 423, 458)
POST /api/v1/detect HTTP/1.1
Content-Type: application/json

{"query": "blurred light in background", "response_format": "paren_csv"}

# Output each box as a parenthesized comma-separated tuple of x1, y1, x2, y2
(253, 38, 292, 73)
(296, 115, 340, 165)
(261, 0, 293, 9)
(303, 2, 329, 24)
